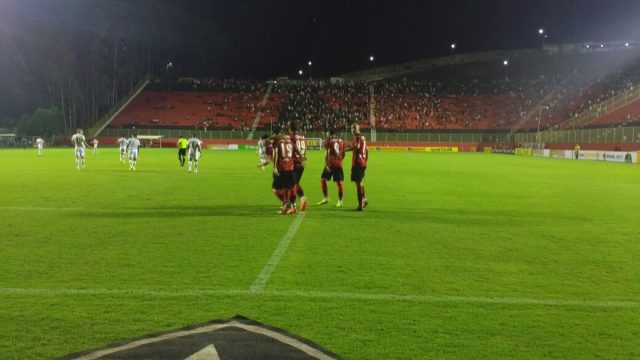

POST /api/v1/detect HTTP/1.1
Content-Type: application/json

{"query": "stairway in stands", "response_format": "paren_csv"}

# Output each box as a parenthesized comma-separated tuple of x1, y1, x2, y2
(557, 85, 640, 129)
(247, 83, 273, 140)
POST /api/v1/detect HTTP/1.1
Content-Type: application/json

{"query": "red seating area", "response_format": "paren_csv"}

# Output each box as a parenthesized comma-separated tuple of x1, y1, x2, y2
(590, 98, 640, 126)
(110, 74, 640, 132)
(111, 90, 264, 130)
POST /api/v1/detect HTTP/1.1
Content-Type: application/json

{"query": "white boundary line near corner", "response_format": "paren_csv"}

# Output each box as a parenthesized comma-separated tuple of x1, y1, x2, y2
(250, 212, 306, 293)
(0, 287, 638, 309)
(68, 320, 336, 360)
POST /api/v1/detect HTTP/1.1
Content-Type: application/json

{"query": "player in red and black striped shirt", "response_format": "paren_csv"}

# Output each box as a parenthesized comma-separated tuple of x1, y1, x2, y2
(272, 129, 296, 214)
(344, 123, 368, 211)
(288, 121, 308, 212)
(317, 128, 345, 207)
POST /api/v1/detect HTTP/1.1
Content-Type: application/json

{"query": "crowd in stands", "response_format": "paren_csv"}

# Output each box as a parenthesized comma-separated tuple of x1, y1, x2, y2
(111, 67, 640, 132)
(270, 81, 368, 132)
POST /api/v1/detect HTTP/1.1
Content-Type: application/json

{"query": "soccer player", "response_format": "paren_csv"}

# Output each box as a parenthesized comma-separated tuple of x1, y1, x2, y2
(574, 144, 580, 160)
(177, 135, 188, 166)
(272, 128, 296, 214)
(92, 138, 99, 154)
(71, 129, 90, 170)
(127, 134, 141, 171)
(345, 123, 368, 211)
(317, 128, 345, 207)
(289, 121, 308, 212)
(257, 134, 271, 169)
(117, 136, 128, 163)
(187, 134, 202, 173)
(35, 137, 45, 157)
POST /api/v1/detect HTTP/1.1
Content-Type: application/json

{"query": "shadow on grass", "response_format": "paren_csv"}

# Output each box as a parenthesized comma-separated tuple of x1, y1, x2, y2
(74, 205, 283, 218)
(306, 205, 583, 226)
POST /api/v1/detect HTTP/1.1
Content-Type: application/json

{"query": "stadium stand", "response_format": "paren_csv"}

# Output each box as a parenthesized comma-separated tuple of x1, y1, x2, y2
(106, 49, 640, 134)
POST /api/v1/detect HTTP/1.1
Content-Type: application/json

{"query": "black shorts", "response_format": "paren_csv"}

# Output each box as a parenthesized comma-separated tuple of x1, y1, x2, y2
(321, 167, 344, 182)
(273, 170, 296, 190)
(293, 164, 305, 184)
(351, 166, 366, 182)
(178, 148, 187, 156)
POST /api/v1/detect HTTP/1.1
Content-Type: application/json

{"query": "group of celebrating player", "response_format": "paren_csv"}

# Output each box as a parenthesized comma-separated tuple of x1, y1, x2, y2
(259, 121, 368, 214)
(70, 124, 368, 214)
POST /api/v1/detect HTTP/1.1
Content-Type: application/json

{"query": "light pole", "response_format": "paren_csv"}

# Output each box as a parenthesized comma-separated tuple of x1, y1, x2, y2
(450, 43, 456, 56)
(307, 60, 313, 79)
(503, 59, 509, 81)
(537, 106, 549, 147)
(538, 28, 548, 48)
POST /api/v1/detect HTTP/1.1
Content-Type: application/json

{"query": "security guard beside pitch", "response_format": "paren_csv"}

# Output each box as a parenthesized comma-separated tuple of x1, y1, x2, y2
(574, 144, 580, 160)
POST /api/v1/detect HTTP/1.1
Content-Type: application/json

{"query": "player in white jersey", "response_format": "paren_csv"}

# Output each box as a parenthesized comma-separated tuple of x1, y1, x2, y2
(35, 137, 45, 157)
(71, 129, 90, 170)
(92, 138, 99, 154)
(257, 134, 271, 169)
(127, 134, 141, 171)
(187, 134, 202, 173)
(117, 137, 128, 163)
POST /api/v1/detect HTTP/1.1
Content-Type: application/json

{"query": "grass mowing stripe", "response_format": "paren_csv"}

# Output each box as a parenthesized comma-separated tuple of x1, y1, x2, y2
(250, 212, 306, 293)
(2, 287, 637, 309)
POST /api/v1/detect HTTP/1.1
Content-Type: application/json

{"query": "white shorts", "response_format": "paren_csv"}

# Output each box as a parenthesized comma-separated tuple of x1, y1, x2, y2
(75, 147, 85, 159)
(189, 149, 200, 161)
(120, 146, 127, 154)
(37, 145, 43, 150)
(129, 149, 138, 160)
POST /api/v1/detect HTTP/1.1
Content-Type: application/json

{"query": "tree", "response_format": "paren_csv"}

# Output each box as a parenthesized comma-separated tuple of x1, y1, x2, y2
(16, 107, 65, 137)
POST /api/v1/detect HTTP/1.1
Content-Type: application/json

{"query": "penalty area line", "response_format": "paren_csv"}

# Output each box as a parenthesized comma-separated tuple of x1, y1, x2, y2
(249, 212, 306, 293)
(0, 287, 638, 309)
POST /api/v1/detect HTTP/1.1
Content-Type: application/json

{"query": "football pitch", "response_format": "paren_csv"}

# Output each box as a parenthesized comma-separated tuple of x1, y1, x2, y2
(1, 147, 639, 359)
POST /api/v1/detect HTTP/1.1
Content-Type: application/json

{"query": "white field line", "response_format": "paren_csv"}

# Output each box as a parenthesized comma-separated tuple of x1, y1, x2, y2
(0, 287, 638, 309)
(250, 212, 306, 293)
(70, 321, 335, 360)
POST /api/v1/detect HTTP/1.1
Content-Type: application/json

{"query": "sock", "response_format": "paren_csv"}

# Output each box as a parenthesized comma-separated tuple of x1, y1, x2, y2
(337, 182, 343, 200)
(274, 189, 284, 202)
(195, 162, 198, 172)
(357, 183, 363, 206)
(290, 188, 297, 206)
(296, 184, 305, 197)
(321, 180, 328, 198)
(188, 162, 192, 171)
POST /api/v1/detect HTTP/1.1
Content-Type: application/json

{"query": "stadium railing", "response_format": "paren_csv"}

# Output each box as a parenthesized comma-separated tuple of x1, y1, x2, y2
(515, 125, 640, 144)
(99, 128, 513, 143)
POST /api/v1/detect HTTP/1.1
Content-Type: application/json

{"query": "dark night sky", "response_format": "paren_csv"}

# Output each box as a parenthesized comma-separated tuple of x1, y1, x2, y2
(172, 0, 640, 78)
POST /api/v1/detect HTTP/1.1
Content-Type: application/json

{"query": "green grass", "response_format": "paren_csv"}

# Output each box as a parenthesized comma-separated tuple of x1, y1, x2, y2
(1, 147, 639, 359)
